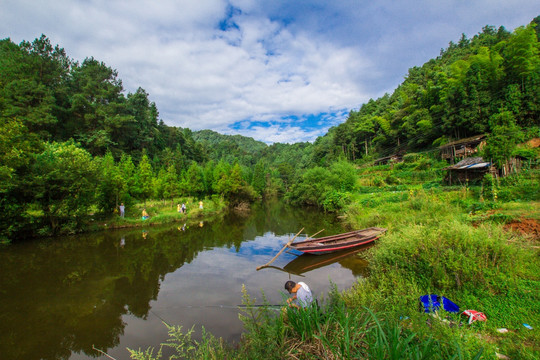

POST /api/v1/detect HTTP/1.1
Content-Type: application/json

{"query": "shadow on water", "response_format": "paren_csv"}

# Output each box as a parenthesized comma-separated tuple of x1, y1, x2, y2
(281, 244, 372, 277)
(0, 200, 372, 359)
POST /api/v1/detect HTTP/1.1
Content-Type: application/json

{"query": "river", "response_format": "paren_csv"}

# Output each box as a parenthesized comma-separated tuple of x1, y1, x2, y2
(0, 201, 372, 359)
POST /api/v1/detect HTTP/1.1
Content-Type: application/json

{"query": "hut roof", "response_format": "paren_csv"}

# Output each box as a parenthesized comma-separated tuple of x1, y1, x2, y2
(444, 157, 491, 170)
(374, 154, 402, 164)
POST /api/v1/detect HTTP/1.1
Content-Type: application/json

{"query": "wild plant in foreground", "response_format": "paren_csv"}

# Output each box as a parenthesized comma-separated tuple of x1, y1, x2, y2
(128, 323, 229, 360)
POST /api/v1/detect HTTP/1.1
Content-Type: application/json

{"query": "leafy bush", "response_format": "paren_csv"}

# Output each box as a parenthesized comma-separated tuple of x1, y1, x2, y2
(512, 147, 538, 161)
(321, 190, 350, 212)
(422, 181, 441, 189)
(372, 176, 386, 187)
(385, 174, 401, 185)
(329, 160, 358, 192)
(497, 170, 540, 201)
(465, 200, 499, 214)
(413, 157, 433, 171)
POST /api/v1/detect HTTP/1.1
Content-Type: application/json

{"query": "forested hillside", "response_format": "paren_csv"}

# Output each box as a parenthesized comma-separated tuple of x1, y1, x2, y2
(319, 18, 539, 164)
(1, 17, 539, 242)
(193, 129, 267, 167)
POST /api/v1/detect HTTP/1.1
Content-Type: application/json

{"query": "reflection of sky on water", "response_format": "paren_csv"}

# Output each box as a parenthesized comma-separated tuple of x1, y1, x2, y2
(106, 230, 361, 359)
(227, 231, 308, 258)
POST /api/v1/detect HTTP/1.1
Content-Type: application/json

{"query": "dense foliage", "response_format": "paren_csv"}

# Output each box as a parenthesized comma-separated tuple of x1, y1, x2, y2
(0, 36, 252, 240)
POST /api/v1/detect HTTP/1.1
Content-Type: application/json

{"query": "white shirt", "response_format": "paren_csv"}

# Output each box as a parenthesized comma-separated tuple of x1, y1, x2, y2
(296, 282, 313, 308)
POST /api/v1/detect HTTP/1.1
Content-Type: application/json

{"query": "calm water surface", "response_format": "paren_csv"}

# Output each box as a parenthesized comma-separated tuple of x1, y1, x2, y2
(0, 201, 372, 360)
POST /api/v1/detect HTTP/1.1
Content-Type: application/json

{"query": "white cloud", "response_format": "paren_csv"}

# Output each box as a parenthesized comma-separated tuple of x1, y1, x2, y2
(227, 124, 326, 144)
(1, 0, 538, 143)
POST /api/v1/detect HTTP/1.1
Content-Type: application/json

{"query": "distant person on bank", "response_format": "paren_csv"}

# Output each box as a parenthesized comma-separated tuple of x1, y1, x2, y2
(119, 203, 125, 218)
(285, 281, 313, 309)
(142, 208, 149, 220)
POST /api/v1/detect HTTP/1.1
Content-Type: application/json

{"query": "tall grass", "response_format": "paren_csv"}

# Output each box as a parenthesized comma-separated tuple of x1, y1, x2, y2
(341, 189, 539, 359)
(130, 284, 479, 359)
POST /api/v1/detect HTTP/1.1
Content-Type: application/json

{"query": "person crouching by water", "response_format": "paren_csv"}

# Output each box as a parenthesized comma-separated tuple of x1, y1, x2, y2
(142, 208, 149, 220)
(285, 281, 313, 309)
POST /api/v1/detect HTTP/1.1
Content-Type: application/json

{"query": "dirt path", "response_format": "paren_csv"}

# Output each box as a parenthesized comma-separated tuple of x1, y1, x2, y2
(504, 218, 540, 241)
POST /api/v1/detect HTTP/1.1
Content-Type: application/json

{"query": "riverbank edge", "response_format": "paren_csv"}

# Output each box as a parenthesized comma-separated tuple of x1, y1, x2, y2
(78, 198, 230, 236)
(0, 199, 231, 245)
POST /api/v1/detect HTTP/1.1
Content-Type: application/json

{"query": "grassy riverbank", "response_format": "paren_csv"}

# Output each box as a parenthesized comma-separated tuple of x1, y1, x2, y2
(81, 196, 228, 233)
(129, 168, 539, 359)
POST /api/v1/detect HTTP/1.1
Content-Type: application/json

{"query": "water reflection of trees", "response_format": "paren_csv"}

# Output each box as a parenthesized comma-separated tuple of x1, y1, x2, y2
(0, 201, 344, 359)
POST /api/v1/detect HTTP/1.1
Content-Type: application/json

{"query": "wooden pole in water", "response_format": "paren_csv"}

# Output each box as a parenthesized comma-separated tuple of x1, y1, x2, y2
(256, 228, 304, 271)
(92, 345, 117, 360)
(306, 228, 325, 240)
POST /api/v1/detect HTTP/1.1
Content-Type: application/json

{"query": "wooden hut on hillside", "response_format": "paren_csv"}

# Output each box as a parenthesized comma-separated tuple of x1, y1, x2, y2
(373, 154, 403, 166)
(439, 135, 487, 163)
(443, 156, 494, 185)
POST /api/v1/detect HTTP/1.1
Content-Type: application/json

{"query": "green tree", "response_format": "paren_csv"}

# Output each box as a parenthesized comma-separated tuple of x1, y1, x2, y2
(1, 36, 73, 141)
(251, 160, 267, 196)
(329, 160, 358, 192)
(126, 87, 159, 156)
(153, 168, 167, 201)
(202, 160, 216, 195)
(118, 154, 136, 201)
(482, 111, 524, 172)
(32, 141, 97, 234)
(183, 162, 205, 197)
(0, 118, 43, 241)
(69, 57, 132, 156)
(95, 151, 125, 213)
(503, 24, 540, 89)
(214, 163, 255, 205)
(134, 153, 154, 205)
(276, 162, 294, 192)
(162, 164, 180, 205)
(288, 167, 333, 207)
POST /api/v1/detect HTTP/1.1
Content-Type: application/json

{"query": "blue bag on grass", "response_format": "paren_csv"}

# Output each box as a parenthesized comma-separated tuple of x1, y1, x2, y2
(420, 294, 459, 313)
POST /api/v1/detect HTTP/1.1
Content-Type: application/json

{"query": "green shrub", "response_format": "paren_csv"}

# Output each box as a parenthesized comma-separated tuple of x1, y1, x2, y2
(413, 157, 433, 171)
(497, 170, 540, 201)
(321, 190, 350, 212)
(372, 176, 386, 187)
(385, 174, 401, 185)
(512, 147, 538, 161)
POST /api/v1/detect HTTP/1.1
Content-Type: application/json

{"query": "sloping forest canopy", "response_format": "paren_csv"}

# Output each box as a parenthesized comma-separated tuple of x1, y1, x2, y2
(1, 17, 539, 241)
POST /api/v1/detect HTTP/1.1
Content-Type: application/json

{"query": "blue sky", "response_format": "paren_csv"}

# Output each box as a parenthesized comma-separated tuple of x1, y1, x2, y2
(1, 0, 538, 144)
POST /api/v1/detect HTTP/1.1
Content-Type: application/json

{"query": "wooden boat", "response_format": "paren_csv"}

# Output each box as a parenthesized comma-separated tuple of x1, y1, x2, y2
(288, 227, 387, 255)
